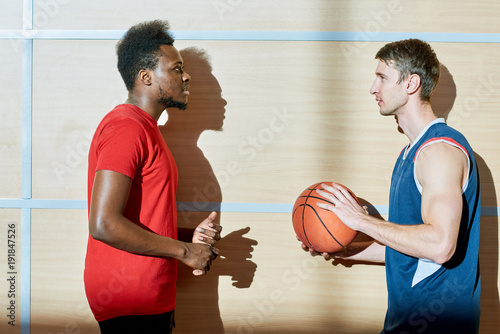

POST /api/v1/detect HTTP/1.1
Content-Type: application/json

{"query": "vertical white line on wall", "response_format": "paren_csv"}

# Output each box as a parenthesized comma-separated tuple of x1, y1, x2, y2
(21, 0, 33, 333)
(22, 0, 33, 30)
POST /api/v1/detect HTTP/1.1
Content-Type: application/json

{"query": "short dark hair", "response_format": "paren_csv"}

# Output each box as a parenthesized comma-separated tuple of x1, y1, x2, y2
(375, 39, 440, 102)
(116, 20, 175, 91)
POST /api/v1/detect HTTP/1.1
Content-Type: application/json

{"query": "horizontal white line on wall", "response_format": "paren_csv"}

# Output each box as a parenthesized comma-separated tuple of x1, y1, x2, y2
(1, 199, 499, 216)
(1, 30, 500, 42)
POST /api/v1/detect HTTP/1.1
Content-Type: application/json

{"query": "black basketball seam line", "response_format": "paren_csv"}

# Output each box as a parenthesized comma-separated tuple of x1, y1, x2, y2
(299, 195, 332, 205)
(301, 205, 309, 247)
(292, 205, 301, 217)
(306, 185, 322, 196)
(304, 183, 330, 205)
(297, 184, 334, 249)
(304, 203, 345, 249)
(293, 203, 316, 249)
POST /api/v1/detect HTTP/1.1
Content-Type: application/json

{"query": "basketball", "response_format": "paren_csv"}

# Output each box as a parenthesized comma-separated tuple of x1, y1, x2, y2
(292, 182, 359, 253)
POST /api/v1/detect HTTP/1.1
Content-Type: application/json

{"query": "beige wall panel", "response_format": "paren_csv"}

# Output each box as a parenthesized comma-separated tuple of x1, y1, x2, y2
(0, 1, 23, 29)
(32, 0, 500, 33)
(176, 212, 387, 333)
(31, 40, 126, 200)
(0, 210, 21, 334)
(30, 209, 99, 333)
(0, 41, 23, 198)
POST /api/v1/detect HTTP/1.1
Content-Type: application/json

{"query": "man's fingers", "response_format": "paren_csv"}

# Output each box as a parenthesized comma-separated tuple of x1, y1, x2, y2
(198, 223, 222, 234)
(210, 246, 220, 259)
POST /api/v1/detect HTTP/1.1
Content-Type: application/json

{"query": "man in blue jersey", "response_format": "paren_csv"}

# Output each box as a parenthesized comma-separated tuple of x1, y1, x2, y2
(302, 39, 481, 333)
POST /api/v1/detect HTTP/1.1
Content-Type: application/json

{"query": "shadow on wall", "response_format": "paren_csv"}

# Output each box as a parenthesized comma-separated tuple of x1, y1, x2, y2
(431, 64, 500, 332)
(159, 47, 258, 333)
(431, 64, 457, 120)
(475, 154, 500, 333)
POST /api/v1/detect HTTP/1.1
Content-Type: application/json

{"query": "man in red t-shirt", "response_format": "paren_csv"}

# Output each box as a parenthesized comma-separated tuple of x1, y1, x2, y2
(84, 20, 222, 333)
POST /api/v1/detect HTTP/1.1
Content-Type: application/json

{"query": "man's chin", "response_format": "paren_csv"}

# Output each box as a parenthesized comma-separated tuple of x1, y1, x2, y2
(171, 103, 187, 111)
(379, 108, 396, 117)
(163, 98, 187, 111)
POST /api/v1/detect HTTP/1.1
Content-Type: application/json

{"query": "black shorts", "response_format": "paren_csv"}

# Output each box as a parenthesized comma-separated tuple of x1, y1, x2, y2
(98, 310, 175, 334)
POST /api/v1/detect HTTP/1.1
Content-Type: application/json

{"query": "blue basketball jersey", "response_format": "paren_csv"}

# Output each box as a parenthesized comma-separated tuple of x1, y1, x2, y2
(383, 119, 481, 334)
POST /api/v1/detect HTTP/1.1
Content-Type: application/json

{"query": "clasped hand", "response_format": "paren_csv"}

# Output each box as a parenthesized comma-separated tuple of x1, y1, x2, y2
(191, 211, 222, 276)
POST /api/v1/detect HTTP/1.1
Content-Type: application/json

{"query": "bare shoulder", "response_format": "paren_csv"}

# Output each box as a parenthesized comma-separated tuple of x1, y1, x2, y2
(415, 141, 468, 188)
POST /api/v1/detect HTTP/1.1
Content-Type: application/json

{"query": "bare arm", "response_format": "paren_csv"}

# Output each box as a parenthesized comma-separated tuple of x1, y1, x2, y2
(336, 240, 385, 263)
(89, 170, 217, 274)
(317, 143, 467, 264)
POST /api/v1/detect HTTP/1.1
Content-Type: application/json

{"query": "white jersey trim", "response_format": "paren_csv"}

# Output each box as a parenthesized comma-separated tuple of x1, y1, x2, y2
(412, 258, 442, 287)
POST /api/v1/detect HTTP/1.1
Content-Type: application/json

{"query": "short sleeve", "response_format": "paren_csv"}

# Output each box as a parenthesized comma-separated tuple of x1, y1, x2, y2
(94, 117, 146, 180)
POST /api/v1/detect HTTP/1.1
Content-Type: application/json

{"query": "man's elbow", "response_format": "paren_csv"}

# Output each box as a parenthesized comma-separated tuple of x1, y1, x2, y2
(89, 215, 113, 243)
(431, 243, 456, 265)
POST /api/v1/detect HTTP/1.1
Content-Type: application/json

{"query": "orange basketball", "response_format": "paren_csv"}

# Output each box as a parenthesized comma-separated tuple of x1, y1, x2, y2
(293, 182, 358, 253)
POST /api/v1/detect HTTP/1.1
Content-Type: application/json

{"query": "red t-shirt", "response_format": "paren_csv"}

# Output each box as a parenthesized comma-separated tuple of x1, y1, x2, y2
(84, 104, 178, 321)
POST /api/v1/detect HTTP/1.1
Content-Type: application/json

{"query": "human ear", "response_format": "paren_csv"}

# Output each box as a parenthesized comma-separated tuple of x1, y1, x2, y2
(137, 69, 152, 86)
(407, 74, 421, 95)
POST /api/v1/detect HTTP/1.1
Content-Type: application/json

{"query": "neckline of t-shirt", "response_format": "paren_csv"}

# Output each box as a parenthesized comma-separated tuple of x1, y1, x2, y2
(118, 104, 157, 126)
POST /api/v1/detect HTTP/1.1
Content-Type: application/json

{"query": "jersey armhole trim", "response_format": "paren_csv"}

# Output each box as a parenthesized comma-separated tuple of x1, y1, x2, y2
(413, 137, 470, 194)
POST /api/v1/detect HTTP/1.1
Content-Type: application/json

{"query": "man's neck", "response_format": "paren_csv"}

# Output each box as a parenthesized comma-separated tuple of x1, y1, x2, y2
(125, 93, 165, 122)
(396, 100, 437, 144)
